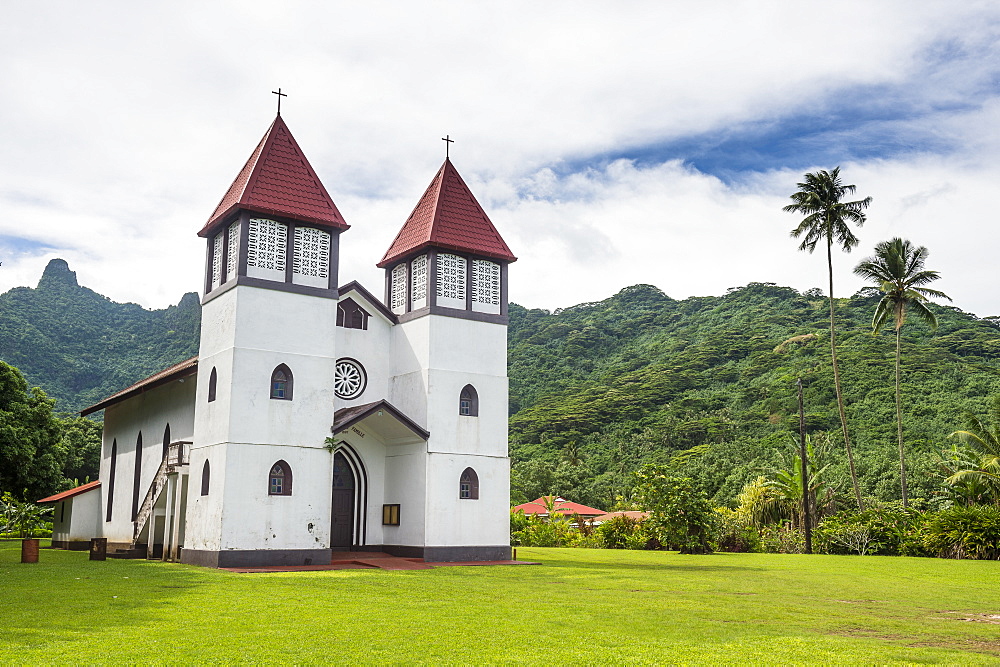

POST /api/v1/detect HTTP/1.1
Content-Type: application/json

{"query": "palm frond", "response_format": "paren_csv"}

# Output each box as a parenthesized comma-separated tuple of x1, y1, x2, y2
(908, 298, 938, 329)
(871, 297, 893, 335)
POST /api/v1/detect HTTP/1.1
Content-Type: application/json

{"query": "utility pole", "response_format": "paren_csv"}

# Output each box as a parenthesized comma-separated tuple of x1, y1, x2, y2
(797, 378, 812, 554)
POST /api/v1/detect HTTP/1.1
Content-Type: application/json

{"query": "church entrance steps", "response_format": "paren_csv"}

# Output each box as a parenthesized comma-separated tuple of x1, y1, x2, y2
(220, 552, 536, 573)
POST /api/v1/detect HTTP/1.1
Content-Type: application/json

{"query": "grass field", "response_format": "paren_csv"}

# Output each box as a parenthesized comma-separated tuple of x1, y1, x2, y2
(2, 541, 999, 664)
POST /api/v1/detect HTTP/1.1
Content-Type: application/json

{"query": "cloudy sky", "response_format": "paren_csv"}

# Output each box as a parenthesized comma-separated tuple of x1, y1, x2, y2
(2, 1, 998, 318)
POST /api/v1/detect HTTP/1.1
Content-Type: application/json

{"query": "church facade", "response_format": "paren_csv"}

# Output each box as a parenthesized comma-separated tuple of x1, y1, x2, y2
(60, 114, 516, 567)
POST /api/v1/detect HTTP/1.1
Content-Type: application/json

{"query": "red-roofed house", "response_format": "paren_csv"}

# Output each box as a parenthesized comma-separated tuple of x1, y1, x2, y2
(70, 114, 517, 567)
(591, 510, 650, 525)
(512, 496, 606, 519)
(38, 481, 102, 549)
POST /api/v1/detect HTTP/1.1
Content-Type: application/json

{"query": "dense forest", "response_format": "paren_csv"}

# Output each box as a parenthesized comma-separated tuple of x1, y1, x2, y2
(2, 260, 998, 509)
(507, 282, 1000, 509)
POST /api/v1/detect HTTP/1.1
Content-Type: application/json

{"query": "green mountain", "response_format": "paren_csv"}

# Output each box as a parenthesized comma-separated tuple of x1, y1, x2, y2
(3, 262, 999, 510)
(507, 283, 1000, 509)
(0, 259, 201, 414)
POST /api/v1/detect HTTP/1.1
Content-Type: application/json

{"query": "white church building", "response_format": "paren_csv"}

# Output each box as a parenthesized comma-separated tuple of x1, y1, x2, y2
(51, 113, 516, 567)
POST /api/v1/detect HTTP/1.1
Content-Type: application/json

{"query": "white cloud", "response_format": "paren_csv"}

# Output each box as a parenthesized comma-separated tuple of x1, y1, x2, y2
(0, 1, 997, 318)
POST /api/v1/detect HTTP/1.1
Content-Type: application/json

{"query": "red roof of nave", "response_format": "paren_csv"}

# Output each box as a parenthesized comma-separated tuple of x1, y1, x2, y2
(378, 158, 516, 267)
(200, 115, 348, 237)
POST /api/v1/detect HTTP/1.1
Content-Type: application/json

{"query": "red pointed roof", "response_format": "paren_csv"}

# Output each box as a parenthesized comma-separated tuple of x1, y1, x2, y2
(199, 115, 348, 237)
(378, 158, 516, 267)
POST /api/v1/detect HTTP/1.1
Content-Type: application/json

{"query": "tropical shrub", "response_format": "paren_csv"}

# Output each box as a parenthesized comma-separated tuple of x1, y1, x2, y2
(923, 505, 1000, 560)
(510, 511, 576, 547)
(635, 467, 718, 554)
(596, 515, 654, 550)
(714, 507, 762, 553)
(813, 506, 930, 556)
(759, 524, 807, 554)
(0, 491, 53, 538)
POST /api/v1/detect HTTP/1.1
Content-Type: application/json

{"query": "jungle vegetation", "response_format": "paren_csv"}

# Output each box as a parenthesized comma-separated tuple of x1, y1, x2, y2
(2, 258, 998, 509)
(507, 281, 1000, 510)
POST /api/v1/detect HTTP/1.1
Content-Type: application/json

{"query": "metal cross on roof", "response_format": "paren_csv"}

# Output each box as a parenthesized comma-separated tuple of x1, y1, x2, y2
(442, 134, 454, 159)
(272, 87, 287, 115)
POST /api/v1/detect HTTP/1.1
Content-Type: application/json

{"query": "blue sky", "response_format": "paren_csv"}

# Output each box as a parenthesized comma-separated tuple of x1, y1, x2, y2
(1, 1, 998, 317)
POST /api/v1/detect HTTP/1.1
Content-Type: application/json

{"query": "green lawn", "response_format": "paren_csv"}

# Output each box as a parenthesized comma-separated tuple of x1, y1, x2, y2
(2, 541, 999, 664)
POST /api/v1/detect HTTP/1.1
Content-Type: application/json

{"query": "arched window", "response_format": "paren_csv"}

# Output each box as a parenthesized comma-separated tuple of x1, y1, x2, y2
(270, 364, 293, 400)
(106, 440, 117, 522)
(459, 385, 479, 416)
(162, 424, 170, 460)
(269, 460, 292, 496)
(208, 367, 218, 402)
(336, 298, 370, 330)
(201, 460, 211, 496)
(460, 468, 479, 500)
(131, 432, 143, 520)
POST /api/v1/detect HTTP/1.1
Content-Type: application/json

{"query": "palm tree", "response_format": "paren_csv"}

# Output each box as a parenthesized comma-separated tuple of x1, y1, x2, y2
(943, 396, 1000, 505)
(853, 238, 950, 506)
(784, 167, 871, 509)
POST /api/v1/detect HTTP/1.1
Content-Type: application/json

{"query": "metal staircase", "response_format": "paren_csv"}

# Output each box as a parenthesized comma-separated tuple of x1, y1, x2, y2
(132, 441, 190, 547)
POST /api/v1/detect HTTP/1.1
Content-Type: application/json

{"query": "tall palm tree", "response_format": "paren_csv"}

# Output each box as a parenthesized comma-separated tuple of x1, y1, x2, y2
(784, 167, 870, 509)
(853, 238, 950, 506)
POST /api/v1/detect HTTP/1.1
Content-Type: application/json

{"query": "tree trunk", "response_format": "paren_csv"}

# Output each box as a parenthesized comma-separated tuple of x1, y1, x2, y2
(896, 326, 908, 507)
(797, 378, 812, 554)
(827, 237, 864, 510)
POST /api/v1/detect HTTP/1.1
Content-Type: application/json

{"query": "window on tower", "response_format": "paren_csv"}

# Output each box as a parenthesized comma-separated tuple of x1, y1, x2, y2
(292, 226, 331, 288)
(226, 220, 240, 282)
(459, 384, 479, 416)
(460, 468, 479, 500)
(208, 367, 218, 402)
(247, 218, 288, 282)
(411, 255, 428, 309)
(270, 364, 293, 400)
(436, 253, 467, 310)
(210, 232, 224, 290)
(472, 259, 501, 314)
(268, 461, 292, 496)
(201, 460, 211, 496)
(390, 263, 407, 314)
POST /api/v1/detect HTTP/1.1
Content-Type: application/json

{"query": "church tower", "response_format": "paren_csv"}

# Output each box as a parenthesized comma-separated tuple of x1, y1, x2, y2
(183, 115, 349, 567)
(379, 157, 516, 560)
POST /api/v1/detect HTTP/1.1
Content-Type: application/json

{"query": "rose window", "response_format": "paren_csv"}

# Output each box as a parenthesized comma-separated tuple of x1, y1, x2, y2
(334, 358, 367, 400)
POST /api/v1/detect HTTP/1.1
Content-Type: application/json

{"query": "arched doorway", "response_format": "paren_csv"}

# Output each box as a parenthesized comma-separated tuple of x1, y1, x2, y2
(331, 446, 368, 549)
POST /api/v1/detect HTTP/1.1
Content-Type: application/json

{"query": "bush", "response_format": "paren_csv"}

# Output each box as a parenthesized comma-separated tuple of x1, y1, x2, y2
(714, 508, 762, 553)
(924, 505, 1000, 560)
(510, 511, 577, 547)
(596, 515, 654, 550)
(0, 491, 53, 539)
(760, 525, 806, 554)
(814, 506, 930, 556)
(635, 468, 718, 554)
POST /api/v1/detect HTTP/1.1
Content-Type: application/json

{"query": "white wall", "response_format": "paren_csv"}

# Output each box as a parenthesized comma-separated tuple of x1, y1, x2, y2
(390, 314, 511, 550)
(335, 303, 393, 411)
(99, 376, 196, 545)
(50, 489, 101, 546)
(423, 453, 510, 547)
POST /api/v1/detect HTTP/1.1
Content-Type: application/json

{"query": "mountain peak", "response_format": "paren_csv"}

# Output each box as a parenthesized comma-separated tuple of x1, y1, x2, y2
(37, 259, 79, 289)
